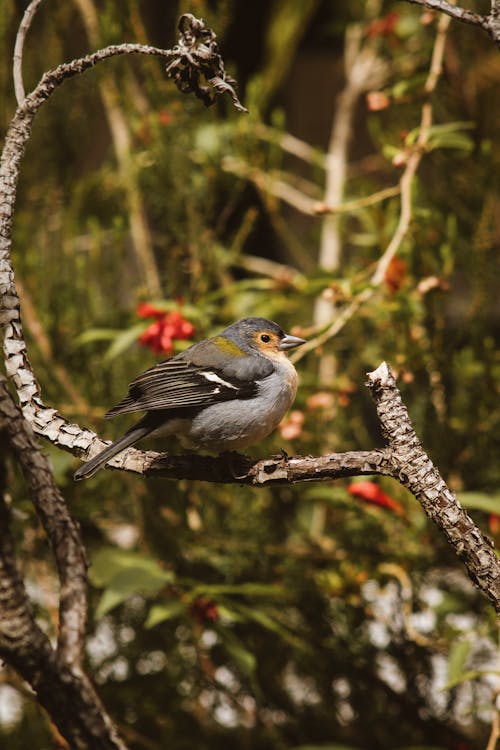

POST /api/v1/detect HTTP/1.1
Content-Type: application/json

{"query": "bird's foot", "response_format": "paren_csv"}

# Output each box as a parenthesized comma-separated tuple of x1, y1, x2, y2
(219, 451, 253, 480)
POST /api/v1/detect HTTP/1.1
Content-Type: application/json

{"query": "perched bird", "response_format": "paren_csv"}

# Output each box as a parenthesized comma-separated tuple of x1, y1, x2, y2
(74, 317, 305, 480)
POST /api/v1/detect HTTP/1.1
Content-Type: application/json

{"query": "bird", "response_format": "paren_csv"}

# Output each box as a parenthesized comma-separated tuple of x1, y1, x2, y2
(74, 317, 305, 480)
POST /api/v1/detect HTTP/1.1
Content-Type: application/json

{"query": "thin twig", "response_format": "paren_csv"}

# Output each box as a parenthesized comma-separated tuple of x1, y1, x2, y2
(294, 10, 451, 361)
(222, 156, 320, 215)
(73, 0, 162, 298)
(222, 156, 400, 217)
(371, 9, 450, 285)
(314, 185, 401, 215)
(255, 123, 327, 167)
(318, 23, 388, 278)
(315, 20, 388, 387)
(486, 692, 500, 750)
(13, 0, 44, 105)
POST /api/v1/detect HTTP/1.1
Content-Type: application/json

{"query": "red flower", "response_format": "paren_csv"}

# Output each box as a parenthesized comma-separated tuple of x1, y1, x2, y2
(348, 481, 404, 515)
(366, 91, 390, 112)
(137, 305, 195, 354)
(489, 514, 500, 535)
(384, 257, 407, 293)
(365, 11, 400, 38)
(136, 302, 165, 319)
(190, 596, 219, 624)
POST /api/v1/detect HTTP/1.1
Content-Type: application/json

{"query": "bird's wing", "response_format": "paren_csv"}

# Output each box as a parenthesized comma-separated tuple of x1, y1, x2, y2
(105, 356, 273, 418)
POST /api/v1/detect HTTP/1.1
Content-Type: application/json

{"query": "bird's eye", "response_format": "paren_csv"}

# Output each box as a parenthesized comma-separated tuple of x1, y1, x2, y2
(260, 333, 271, 343)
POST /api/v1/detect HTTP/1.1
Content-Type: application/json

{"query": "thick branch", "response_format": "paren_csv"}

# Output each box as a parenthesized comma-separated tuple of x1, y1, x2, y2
(367, 363, 500, 613)
(145, 448, 392, 483)
(0, 385, 127, 750)
(0, 376, 87, 666)
(0, 447, 54, 681)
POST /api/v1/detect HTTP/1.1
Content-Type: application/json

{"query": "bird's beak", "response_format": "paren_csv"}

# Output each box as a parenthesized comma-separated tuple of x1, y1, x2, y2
(279, 333, 306, 351)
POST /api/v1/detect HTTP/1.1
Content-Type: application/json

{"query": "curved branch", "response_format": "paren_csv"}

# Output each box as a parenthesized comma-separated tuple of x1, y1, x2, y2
(13, 0, 44, 105)
(0, 19, 245, 478)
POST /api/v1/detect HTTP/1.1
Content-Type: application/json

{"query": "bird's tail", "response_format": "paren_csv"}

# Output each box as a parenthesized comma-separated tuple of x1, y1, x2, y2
(74, 423, 153, 481)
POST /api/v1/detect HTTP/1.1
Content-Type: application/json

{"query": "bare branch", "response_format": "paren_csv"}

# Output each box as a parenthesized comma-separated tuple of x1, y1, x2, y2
(222, 156, 399, 217)
(0, 376, 88, 667)
(402, 0, 500, 48)
(367, 362, 500, 613)
(0, 451, 54, 679)
(317, 23, 388, 278)
(315, 21, 388, 386)
(13, 0, 44, 105)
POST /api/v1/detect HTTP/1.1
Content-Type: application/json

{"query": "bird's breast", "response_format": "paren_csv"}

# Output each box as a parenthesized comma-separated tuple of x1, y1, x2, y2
(185, 365, 298, 453)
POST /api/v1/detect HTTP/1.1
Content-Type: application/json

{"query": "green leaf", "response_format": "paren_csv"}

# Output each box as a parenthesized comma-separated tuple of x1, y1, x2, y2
(220, 629, 257, 678)
(234, 603, 311, 653)
(189, 582, 287, 599)
(215, 604, 246, 623)
(90, 547, 174, 618)
(446, 639, 471, 686)
(104, 323, 147, 362)
(458, 492, 500, 515)
(145, 601, 186, 628)
(427, 132, 474, 152)
(442, 669, 500, 690)
(291, 745, 360, 750)
(405, 121, 475, 151)
(95, 567, 174, 618)
(74, 328, 120, 346)
(90, 547, 172, 586)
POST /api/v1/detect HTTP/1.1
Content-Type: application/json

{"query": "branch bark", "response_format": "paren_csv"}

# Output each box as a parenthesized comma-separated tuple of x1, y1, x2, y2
(0, 378, 128, 750)
(402, 0, 500, 48)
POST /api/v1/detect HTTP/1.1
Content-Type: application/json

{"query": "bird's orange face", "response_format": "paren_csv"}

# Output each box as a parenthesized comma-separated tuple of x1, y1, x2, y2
(251, 329, 283, 356)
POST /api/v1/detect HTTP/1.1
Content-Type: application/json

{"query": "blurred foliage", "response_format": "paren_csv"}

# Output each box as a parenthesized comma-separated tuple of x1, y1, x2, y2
(1, 1, 499, 749)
